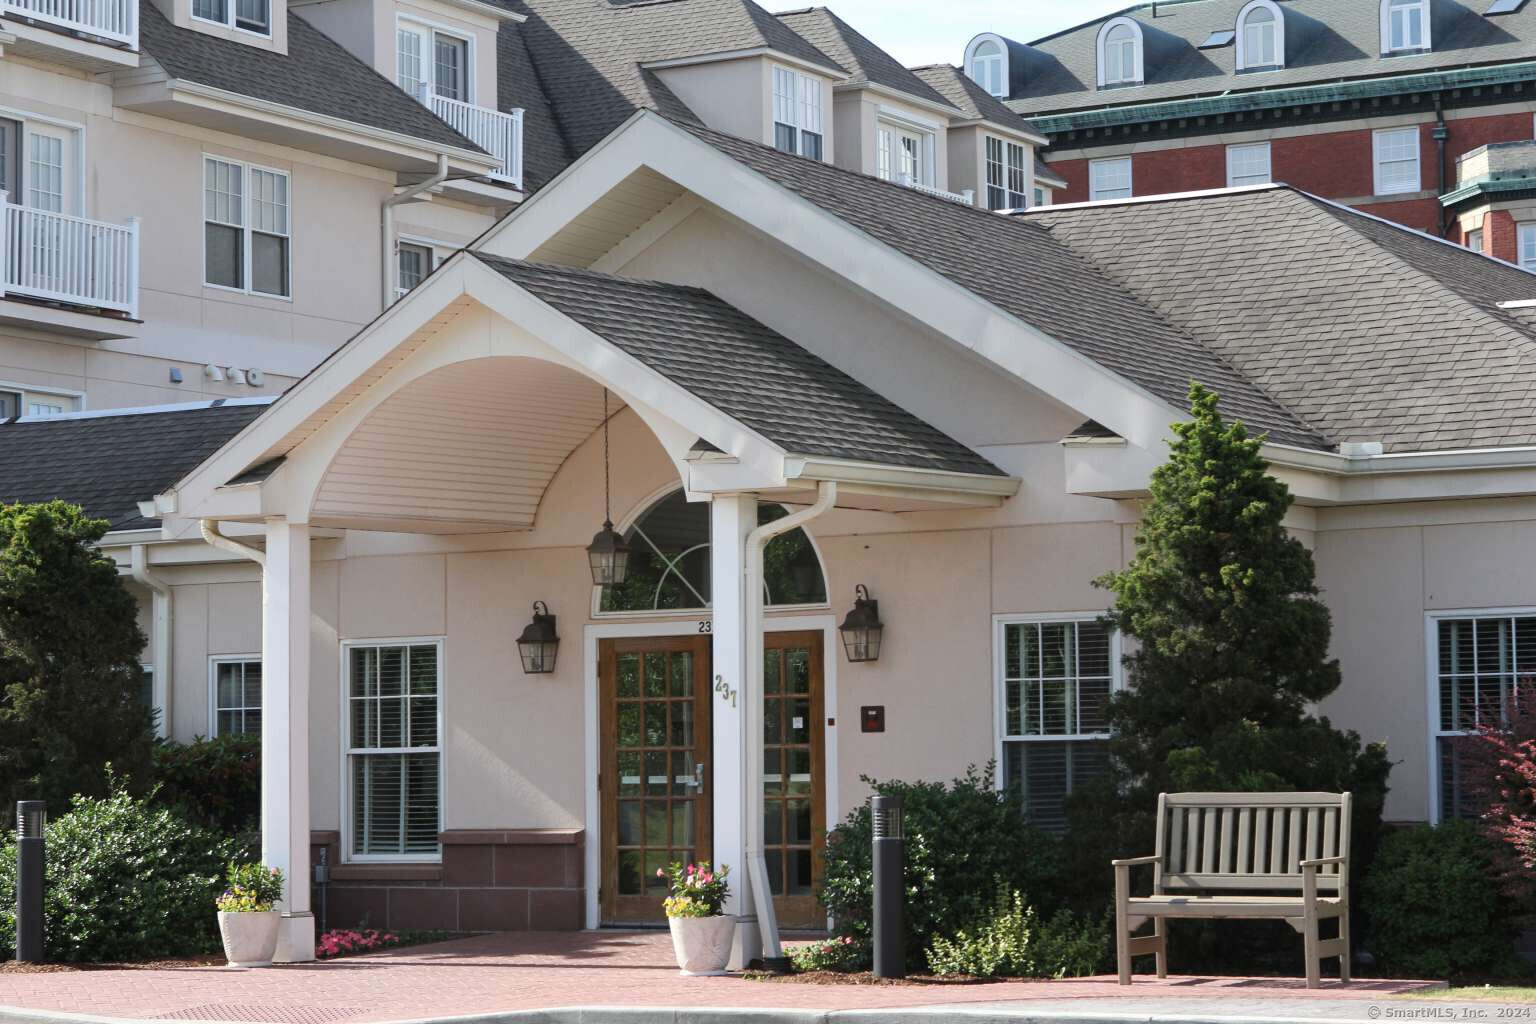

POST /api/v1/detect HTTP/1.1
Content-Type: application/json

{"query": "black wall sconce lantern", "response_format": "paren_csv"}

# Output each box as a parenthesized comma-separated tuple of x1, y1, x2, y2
(838, 584, 883, 663)
(517, 601, 560, 674)
(586, 387, 631, 587)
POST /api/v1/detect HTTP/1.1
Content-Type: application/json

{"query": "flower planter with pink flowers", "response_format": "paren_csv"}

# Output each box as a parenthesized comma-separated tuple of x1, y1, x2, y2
(658, 861, 736, 976)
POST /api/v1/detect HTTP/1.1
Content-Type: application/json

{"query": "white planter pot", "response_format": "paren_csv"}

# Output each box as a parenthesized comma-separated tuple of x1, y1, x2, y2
(668, 914, 737, 976)
(218, 910, 281, 967)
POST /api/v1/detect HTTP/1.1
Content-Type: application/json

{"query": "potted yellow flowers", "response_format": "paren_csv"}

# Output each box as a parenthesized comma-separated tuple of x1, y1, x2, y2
(659, 860, 735, 975)
(215, 863, 285, 967)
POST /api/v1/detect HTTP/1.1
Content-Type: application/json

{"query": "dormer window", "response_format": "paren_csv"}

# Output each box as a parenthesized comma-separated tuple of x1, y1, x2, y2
(1236, 0, 1284, 70)
(398, 19, 472, 105)
(964, 34, 1008, 97)
(772, 66, 824, 160)
(1383, 0, 1431, 53)
(194, 0, 270, 35)
(1097, 18, 1143, 87)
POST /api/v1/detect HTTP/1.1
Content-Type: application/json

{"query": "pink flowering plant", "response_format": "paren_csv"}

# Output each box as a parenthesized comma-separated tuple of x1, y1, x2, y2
(215, 862, 284, 913)
(658, 860, 730, 918)
(314, 928, 403, 960)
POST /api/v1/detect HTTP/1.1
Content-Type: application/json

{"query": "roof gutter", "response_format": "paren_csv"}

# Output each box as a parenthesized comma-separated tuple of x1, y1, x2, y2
(783, 454, 1020, 497)
(1262, 441, 1536, 475)
(201, 518, 266, 567)
(129, 545, 172, 739)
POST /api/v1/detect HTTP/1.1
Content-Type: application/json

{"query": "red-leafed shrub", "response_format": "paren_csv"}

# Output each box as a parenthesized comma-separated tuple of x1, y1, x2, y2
(1455, 686, 1536, 901)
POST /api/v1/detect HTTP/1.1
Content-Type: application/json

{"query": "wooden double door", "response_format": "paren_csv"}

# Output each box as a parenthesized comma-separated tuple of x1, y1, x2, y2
(598, 631, 826, 928)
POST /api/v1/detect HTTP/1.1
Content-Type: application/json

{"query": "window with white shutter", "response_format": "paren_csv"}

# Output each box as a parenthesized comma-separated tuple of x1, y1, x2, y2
(1373, 127, 1421, 196)
(998, 617, 1118, 832)
(1431, 614, 1536, 822)
(346, 641, 442, 860)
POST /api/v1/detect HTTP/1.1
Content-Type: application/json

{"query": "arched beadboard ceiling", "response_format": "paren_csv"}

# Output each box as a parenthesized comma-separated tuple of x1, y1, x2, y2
(310, 356, 621, 534)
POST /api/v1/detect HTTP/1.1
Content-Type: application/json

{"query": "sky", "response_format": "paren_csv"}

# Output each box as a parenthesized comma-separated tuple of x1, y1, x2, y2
(765, 0, 1131, 68)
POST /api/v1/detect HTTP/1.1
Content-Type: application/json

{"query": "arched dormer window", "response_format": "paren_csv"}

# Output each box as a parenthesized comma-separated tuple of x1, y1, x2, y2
(1236, 0, 1284, 70)
(964, 33, 1009, 97)
(1096, 17, 1144, 87)
(1382, 0, 1431, 53)
(597, 489, 827, 614)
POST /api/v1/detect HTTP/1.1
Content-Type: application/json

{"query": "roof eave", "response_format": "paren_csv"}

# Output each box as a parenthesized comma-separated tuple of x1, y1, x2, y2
(641, 46, 849, 81)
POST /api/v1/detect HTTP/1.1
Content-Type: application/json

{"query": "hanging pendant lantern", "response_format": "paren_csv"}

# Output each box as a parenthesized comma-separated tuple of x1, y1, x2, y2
(586, 387, 631, 586)
(838, 584, 884, 663)
(517, 601, 560, 674)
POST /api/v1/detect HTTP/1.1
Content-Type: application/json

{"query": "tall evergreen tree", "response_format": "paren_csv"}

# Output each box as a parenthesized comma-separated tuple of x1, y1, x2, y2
(0, 501, 154, 810)
(1084, 384, 1389, 860)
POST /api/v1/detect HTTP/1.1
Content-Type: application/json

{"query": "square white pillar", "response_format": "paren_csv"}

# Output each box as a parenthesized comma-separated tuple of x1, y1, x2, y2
(709, 493, 758, 969)
(261, 519, 315, 963)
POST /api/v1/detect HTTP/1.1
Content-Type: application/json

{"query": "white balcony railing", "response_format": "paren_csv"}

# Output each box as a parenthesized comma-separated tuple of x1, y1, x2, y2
(897, 174, 976, 207)
(427, 95, 523, 188)
(2, 0, 136, 46)
(0, 198, 139, 318)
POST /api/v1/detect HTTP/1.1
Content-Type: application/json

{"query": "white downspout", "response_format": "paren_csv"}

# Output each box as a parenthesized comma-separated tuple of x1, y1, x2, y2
(201, 519, 266, 567)
(129, 545, 172, 739)
(381, 154, 449, 309)
(743, 479, 837, 962)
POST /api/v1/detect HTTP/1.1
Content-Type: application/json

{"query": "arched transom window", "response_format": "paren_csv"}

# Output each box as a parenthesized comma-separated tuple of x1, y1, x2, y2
(599, 490, 828, 613)
(1097, 18, 1143, 87)
(967, 37, 1006, 97)
(1382, 0, 1430, 53)
(1236, 0, 1284, 70)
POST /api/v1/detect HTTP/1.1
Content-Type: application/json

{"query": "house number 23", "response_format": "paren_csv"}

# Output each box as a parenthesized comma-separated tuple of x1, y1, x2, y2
(714, 674, 737, 708)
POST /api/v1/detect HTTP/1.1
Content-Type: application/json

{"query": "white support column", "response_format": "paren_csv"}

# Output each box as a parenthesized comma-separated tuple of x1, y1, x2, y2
(709, 493, 757, 970)
(261, 519, 315, 963)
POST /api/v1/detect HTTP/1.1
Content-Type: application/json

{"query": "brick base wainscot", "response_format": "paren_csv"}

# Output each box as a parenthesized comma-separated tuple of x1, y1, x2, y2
(310, 829, 583, 933)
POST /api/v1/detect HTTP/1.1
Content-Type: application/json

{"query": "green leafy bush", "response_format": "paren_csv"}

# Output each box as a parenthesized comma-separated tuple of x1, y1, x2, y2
(1363, 821, 1524, 980)
(925, 888, 1110, 979)
(152, 734, 261, 834)
(790, 935, 870, 973)
(820, 765, 1069, 970)
(0, 788, 241, 962)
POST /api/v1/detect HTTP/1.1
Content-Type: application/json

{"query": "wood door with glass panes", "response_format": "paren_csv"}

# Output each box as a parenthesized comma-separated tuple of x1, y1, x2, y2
(599, 635, 712, 924)
(762, 630, 826, 930)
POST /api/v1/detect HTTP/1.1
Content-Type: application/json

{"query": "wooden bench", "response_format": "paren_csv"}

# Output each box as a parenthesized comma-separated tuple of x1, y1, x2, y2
(1113, 791, 1352, 989)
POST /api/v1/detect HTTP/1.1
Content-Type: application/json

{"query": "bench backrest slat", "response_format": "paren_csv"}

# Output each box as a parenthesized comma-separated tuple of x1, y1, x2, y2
(1152, 792, 1351, 894)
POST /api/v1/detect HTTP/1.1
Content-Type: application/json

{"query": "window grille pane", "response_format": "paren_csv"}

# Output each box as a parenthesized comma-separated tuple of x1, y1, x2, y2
(205, 159, 243, 226)
(985, 136, 1006, 210)
(1374, 129, 1420, 194)
(1228, 143, 1272, 187)
(235, 0, 268, 33)
(1090, 157, 1131, 200)
(398, 243, 432, 291)
(27, 134, 63, 213)
(250, 169, 289, 236)
(212, 660, 262, 736)
(349, 643, 441, 857)
(434, 34, 468, 101)
(1003, 620, 1113, 739)
(398, 28, 426, 101)
(1435, 614, 1536, 820)
(193, 0, 226, 21)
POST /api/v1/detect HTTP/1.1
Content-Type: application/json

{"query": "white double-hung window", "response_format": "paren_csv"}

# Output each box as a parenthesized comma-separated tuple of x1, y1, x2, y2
(204, 157, 291, 297)
(1519, 223, 1536, 271)
(1089, 156, 1132, 201)
(398, 20, 472, 104)
(1431, 613, 1535, 822)
(998, 616, 1118, 832)
(346, 640, 442, 859)
(192, 0, 270, 35)
(1372, 127, 1421, 196)
(1383, 0, 1429, 53)
(210, 657, 262, 737)
(985, 136, 1028, 210)
(1226, 142, 1272, 187)
(772, 66, 823, 160)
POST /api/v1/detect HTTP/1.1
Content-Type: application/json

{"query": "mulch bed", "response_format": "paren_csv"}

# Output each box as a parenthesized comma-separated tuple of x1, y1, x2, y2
(0, 954, 227, 973)
(742, 970, 991, 986)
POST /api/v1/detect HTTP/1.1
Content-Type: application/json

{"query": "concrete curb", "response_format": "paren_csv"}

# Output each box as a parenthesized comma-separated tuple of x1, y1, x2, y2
(0, 1004, 1386, 1024)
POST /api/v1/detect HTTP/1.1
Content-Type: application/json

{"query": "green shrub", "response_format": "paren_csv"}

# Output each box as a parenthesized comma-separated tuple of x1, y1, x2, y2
(1363, 821, 1524, 980)
(1032, 907, 1113, 978)
(0, 787, 241, 962)
(925, 888, 1110, 979)
(789, 935, 870, 973)
(152, 734, 261, 834)
(820, 765, 1068, 970)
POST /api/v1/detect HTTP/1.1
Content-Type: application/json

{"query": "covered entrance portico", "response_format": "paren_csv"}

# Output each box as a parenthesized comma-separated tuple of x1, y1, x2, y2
(160, 252, 1018, 965)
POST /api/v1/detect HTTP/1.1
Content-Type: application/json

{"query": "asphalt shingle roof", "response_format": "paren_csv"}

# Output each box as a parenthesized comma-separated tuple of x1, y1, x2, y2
(775, 8, 954, 109)
(0, 402, 270, 530)
(509, 0, 845, 159)
(1004, 0, 1536, 118)
(139, 2, 483, 154)
(1032, 186, 1536, 452)
(911, 63, 1027, 126)
(497, 20, 574, 191)
(475, 254, 1005, 476)
(676, 119, 1324, 448)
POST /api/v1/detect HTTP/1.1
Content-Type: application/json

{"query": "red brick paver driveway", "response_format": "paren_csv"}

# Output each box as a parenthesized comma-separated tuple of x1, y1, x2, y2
(0, 932, 1436, 1023)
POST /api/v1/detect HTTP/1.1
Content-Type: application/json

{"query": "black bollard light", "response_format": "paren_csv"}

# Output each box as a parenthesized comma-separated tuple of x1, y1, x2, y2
(16, 800, 45, 963)
(871, 793, 905, 979)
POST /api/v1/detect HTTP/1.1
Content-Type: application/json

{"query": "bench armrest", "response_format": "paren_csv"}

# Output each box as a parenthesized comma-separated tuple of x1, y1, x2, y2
(1111, 855, 1160, 867)
(1299, 855, 1347, 869)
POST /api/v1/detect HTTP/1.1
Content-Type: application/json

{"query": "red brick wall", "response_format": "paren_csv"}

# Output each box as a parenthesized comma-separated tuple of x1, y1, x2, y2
(1486, 209, 1521, 264)
(1046, 109, 1536, 237)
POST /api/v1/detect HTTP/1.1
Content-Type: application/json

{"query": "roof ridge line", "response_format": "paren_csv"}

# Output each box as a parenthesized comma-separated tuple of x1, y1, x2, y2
(3, 397, 277, 426)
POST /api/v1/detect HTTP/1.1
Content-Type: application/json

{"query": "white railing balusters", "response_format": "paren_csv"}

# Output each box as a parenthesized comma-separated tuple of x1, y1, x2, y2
(1, 202, 138, 314)
(425, 95, 523, 188)
(0, 0, 136, 46)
